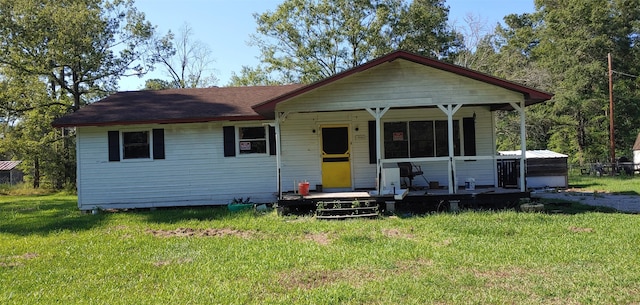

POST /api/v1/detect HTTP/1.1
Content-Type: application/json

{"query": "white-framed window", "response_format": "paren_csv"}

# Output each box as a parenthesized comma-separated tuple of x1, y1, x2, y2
(122, 130, 151, 159)
(238, 126, 267, 154)
(109, 129, 164, 162)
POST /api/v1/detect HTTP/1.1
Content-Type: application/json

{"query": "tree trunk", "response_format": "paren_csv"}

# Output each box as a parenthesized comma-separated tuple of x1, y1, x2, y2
(33, 157, 40, 188)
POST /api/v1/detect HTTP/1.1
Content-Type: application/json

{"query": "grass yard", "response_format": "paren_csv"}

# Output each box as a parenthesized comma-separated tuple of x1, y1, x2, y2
(568, 172, 640, 195)
(1, 194, 640, 304)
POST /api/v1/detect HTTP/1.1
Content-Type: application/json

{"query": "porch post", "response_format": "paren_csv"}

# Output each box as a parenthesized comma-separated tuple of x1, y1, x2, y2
(366, 107, 389, 194)
(510, 101, 527, 192)
(438, 104, 462, 194)
(275, 112, 284, 199)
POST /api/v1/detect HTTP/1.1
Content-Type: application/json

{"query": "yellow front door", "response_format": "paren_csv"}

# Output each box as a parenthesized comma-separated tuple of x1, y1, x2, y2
(321, 126, 351, 188)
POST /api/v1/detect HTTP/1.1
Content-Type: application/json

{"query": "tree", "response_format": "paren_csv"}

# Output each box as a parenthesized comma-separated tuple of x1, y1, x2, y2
(0, 0, 161, 111)
(150, 23, 218, 89)
(228, 66, 286, 86)
(0, 0, 162, 188)
(392, 0, 463, 60)
(482, 0, 640, 165)
(239, 0, 460, 84)
(143, 78, 174, 90)
(0, 71, 71, 188)
(533, 0, 640, 163)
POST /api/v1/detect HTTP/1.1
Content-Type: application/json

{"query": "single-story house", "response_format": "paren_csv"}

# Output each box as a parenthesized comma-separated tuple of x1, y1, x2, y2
(0, 161, 23, 185)
(498, 150, 568, 189)
(52, 51, 553, 211)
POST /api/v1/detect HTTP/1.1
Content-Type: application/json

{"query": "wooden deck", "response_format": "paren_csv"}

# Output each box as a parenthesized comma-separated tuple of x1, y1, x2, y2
(278, 187, 529, 216)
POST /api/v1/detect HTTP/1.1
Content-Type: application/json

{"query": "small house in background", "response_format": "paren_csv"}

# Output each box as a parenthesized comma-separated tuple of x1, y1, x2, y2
(634, 133, 640, 172)
(0, 161, 24, 185)
(498, 150, 568, 189)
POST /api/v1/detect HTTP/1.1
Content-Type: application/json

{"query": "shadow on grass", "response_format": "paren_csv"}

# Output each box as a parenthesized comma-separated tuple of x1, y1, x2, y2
(0, 197, 109, 236)
(537, 199, 619, 215)
(138, 204, 273, 224)
(0, 196, 274, 235)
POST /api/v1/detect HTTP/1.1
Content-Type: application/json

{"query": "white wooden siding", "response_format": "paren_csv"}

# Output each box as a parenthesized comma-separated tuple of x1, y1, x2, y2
(276, 59, 523, 113)
(76, 122, 278, 210)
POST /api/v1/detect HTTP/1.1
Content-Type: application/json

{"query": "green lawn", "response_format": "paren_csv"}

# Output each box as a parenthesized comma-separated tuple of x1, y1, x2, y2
(1, 194, 639, 304)
(568, 172, 640, 195)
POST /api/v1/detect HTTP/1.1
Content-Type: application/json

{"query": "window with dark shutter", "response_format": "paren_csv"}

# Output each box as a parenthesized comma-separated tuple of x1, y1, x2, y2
(368, 121, 376, 164)
(153, 129, 165, 159)
(463, 117, 476, 156)
(108, 131, 120, 161)
(223, 126, 236, 157)
(269, 126, 276, 155)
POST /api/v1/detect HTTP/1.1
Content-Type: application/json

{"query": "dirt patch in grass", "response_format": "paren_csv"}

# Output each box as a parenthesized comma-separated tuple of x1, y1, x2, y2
(303, 232, 331, 245)
(382, 228, 415, 239)
(145, 227, 254, 238)
(152, 257, 193, 267)
(568, 226, 594, 233)
(278, 267, 386, 290)
(278, 258, 434, 290)
(0, 252, 38, 268)
(393, 258, 434, 272)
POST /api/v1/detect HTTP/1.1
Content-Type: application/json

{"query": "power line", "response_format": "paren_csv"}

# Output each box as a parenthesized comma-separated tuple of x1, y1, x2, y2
(612, 70, 639, 78)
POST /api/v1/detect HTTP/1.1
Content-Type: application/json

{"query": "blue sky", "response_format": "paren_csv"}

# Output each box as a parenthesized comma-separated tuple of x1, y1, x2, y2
(119, 0, 535, 91)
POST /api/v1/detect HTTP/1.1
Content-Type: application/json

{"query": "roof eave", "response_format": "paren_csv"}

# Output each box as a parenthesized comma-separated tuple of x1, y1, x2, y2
(51, 115, 267, 128)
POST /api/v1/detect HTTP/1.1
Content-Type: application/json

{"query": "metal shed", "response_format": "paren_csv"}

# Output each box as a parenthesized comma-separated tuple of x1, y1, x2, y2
(0, 161, 24, 185)
(498, 150, 568, 189)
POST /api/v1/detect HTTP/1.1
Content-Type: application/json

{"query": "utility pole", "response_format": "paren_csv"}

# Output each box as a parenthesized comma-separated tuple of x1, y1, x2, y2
(608, 53, 615, 176)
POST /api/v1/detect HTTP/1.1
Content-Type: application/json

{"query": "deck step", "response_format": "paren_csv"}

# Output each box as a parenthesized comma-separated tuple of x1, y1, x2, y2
(316, 213, 379, 220)
(315, 199, 379, 219)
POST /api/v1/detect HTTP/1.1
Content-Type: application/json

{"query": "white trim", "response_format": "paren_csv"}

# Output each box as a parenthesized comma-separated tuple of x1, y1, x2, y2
(120, 129, 153, 161)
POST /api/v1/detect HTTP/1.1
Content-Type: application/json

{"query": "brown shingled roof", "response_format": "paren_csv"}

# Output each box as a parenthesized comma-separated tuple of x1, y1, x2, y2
(52, 85, 303, 127)
(634, 133, 640, 151)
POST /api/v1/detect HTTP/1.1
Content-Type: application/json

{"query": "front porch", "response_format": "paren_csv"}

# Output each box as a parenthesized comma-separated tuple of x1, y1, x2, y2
(277, 187, 529, 216)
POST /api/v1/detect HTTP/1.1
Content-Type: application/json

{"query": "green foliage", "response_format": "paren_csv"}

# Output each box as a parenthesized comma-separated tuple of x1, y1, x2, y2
(1, 194, 640, 303)
(485, 0, 640, 163)
(0, 0, 163, 189)
(0, 0, 160, 109)
(241, 0, 460, 84)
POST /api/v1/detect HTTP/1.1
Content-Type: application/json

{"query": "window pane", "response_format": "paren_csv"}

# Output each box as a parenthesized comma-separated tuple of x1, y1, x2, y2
(239, 127, 266, 154)
(384, 122, 408, 158)
(123, 131, 150, 159)
(322, 127, 349, 154)
(435, 120, 461, 157)
(409, 121, 434, 157)
(240, 127, 265, 140)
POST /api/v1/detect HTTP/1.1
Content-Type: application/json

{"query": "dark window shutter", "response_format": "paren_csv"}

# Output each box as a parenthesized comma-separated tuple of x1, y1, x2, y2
(368, 121, 376, 164)
(268, 126, 276, 155)
(463, 117, 477, 156)
(152, 129, 165, 159)
(223, 126, 236, 157)
(108, 131, 120, 162)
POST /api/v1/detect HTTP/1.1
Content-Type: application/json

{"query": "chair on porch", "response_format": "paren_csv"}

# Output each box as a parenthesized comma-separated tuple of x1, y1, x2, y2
(397, 162, 424, 190)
